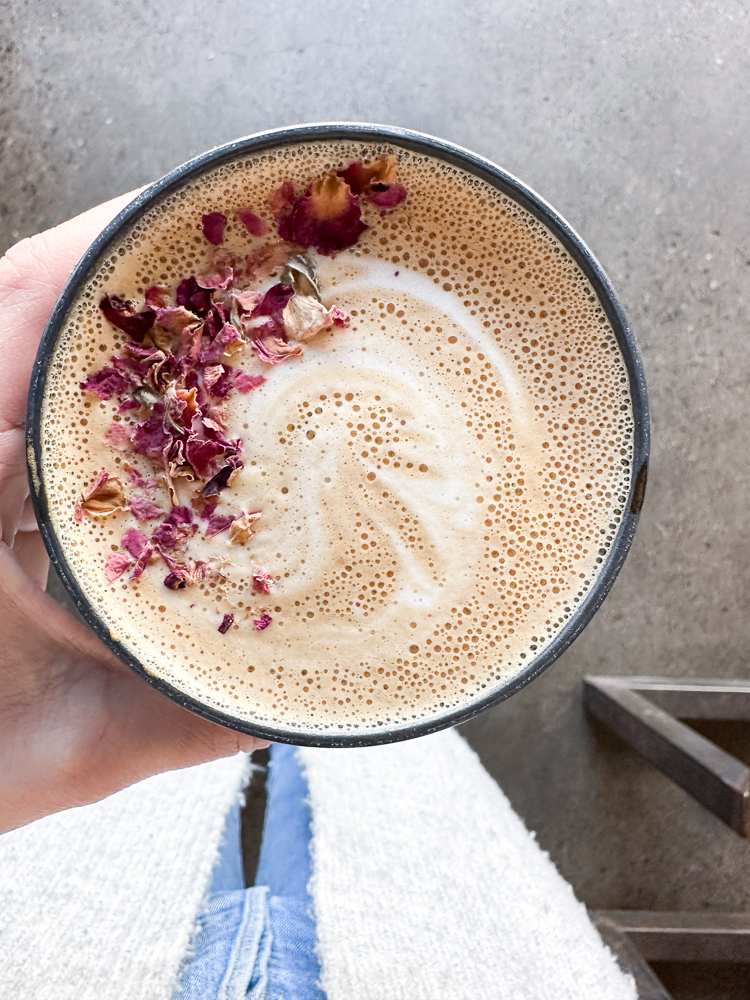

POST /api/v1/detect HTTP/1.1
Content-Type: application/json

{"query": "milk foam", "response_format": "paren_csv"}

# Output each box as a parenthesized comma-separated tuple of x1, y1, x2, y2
(39, 140, 634, 735)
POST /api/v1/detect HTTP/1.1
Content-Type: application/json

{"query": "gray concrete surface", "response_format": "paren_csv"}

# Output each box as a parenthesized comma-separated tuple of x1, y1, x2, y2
(4, 1, 750, 993)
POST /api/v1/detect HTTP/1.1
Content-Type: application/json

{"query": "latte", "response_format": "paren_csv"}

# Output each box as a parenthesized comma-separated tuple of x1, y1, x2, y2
(38, 140, 634, 737)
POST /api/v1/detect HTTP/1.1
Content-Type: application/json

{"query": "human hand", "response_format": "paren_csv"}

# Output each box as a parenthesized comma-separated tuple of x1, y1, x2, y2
(0, 195, 269, 835)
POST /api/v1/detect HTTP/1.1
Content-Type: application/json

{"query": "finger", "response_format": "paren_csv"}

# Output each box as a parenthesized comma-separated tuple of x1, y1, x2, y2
(0, 189, 143, 427)
(17, 495, 39, 533)
(0, 424, 29, 544)
(12, 530, 49, 591)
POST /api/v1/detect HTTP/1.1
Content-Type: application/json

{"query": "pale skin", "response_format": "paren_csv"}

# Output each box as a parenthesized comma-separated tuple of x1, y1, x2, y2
(0, 193, 269, 835)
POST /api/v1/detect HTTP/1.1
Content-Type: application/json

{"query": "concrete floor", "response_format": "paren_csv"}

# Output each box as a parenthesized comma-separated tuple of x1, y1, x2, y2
(4, 0, 750, 994)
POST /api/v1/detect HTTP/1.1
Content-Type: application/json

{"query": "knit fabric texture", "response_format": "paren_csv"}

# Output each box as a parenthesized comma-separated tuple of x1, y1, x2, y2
(0, 753, 250, 1000)
(299, 729, 636, 1000)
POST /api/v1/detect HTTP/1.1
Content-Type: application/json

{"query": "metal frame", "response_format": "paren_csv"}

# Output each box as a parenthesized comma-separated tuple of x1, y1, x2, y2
(592, 910, 750, 1000)
(26, 123, 650, 747)
(584, 676, 750, 835)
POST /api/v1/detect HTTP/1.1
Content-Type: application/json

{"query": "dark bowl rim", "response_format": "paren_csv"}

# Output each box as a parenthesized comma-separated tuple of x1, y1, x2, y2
(26, 121, 650, 748)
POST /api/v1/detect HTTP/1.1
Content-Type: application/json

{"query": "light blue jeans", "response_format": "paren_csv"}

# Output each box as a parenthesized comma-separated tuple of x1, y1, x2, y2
(173, 744, 326, 1000)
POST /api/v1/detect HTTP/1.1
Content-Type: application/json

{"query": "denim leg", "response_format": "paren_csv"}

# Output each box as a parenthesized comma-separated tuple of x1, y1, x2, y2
(173, 746, 325, 1000)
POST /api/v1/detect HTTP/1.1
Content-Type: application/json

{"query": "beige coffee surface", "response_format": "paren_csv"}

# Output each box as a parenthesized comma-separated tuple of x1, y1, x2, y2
(40, 140, 634, 736)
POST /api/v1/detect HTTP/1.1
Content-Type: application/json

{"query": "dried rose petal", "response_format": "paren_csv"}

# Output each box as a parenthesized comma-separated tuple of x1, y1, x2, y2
(145, 285, 170, 309)
(232, 289, 263, 314)
(126, 468, 161, 495)
(163, 557, 213, 589)
(120, 528, 156, 579)
(229, 509, 262, 545)
(200, 323, 242, 364)
(218, 613, 234, 634)
(201, 458, 243, 497)
(268, 180, 296, 220)
(100, 294, 156, 342)
(282, 295, 349, 342)
(155, 306, 202, 334)
(75, 470, 127, 521)
(122, 527, 151, 559)
(251, 334, 304, 365)
(132, 544, 155, 579)
(245, 241, 297, 281)
(133, 408, 171, 460)
(184, 413, 235, 479)
(130, 494, 165, 521)
(277, 174, 367, 255)
(251, 282, 296, 318)
(105, 422, 134, 452)
(207, 367, 236, 399)
(252, 566, 274, 594)
(237, 210, 267, 237)
(80, 366, 131, 400)
(176, 277, 212, 316)
(195, 264, 234, 290)
(204, 511, 238, 538)
(152, 506, 196, 551)
(337, 155, 398, 194)
(235, 372, 266, 392)
(202, 365, 225, 392)
(369, 184, 407, 211)
(253, 613, 272, 631)
(202, 212, 227, 245)
(104, 551, 132, 583)
(337, 155, 407, 213)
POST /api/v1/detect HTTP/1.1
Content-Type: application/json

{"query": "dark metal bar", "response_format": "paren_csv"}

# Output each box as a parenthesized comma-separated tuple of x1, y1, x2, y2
(594, 911, 750, 965)
(584, 676, 750, 836)
(619, 677, 750, 721)
(591, 914, 673, 999)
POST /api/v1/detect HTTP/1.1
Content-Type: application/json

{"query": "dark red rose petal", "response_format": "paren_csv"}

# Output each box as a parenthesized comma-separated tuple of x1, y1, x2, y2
(152, 506, 196, 551)
(196, 497, 219, 520)
(207, 367, 236, 398)
(202, 212, 227, 246)
(218, 613, 234, 634)
(369, 183, 407, 211)
(253, 613, 272, 631)
(250, 282, 295, 318)
(80, 366, 131, 400)
(237, 210, 268, 237)
(204, 511, 238, 538)
(100, 294, 156, 342)
(176, 277, 212, 316)
(268, 180, 296, 220)
(133, 407, 171, 460)
(277, 174, 367, 256)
